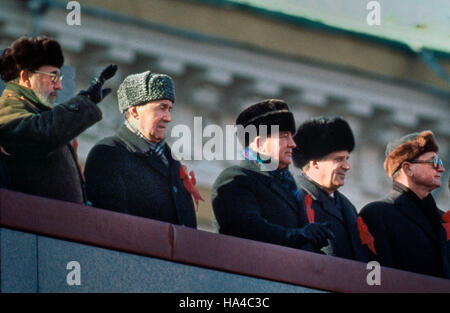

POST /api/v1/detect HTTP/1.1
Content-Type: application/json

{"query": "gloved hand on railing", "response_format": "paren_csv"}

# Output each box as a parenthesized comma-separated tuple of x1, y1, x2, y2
(288, 222, 335, 250)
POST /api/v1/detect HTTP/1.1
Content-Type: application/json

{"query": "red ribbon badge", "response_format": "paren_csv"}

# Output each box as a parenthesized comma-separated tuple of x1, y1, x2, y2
(305, 194, 314, 223)
(71, 138, 78, 154)
(180, 165, 204, 211)
(0, 146, 11, 156)
(442, 211, 450, 241)
(70, 138, 86, 182)
(357, 216, 377, 255)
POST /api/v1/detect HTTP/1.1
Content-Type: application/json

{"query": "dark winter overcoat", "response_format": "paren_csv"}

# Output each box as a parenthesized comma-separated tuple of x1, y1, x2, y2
(84, 125, 197, 228)
(211, 159, 320, 252)
(359, 182, 450, 279)
(295, 174, 369, 262)
(0, 83, 101, 203)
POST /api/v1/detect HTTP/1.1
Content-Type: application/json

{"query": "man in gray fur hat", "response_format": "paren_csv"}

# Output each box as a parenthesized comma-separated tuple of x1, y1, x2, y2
(84, 71, 197, 228)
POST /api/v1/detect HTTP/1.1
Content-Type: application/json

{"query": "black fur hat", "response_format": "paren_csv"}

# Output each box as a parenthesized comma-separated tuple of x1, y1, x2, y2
(0, 36, 64, 82)
(292, 117, 355, 168)
(236, 99, 295, 147)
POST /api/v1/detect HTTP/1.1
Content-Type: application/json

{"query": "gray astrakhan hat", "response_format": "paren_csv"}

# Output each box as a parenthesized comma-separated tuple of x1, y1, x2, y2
(117, 70, 175, 113)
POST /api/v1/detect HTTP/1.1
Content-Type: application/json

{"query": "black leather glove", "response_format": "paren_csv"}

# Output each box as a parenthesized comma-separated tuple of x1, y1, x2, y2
(289, 222, 335, 250)
(79, 64, 118, 103)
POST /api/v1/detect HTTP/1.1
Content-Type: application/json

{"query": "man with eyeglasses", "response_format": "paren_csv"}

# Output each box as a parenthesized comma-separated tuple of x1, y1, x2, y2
(360, 130, 449, 279)
(0, 36, 117, 204)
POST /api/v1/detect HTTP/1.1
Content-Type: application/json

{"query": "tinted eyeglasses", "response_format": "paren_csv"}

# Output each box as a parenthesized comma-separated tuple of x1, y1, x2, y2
(33, 70, 63, 83)
(410, 156, 444, 169)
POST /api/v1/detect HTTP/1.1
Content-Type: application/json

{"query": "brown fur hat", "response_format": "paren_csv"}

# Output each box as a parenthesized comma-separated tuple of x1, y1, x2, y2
(0, 36, 64, 82)
(384, 130, 438, 178)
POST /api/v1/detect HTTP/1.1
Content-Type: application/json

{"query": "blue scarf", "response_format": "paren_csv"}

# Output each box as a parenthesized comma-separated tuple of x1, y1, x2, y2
(243, 147, 301, 202)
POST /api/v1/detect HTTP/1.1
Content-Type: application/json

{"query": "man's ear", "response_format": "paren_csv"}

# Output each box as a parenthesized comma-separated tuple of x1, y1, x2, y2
(400, 162, 412, 176)
(311, 160, 319, 169)
(129, 106, 139, 120)
(258, 136, 271, 154)
(249, 136, 261, 152)
(19, 70, 32, 88)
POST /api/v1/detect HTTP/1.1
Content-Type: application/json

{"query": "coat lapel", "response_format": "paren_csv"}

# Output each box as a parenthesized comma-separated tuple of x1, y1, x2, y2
(240, 160, 302, 215)
(296, 174, 368, 260)
(167, 150, 185, 190)
(336, 192, 369, 261)
(389, 190, 439, 242)
(268, 179, 302, 214)
(439, 225, 450, 277)
(335, 192, 357, 232)
(143, 152, 170, 178)
(116, 125, 169, 178)
(295, 174, 345, 224)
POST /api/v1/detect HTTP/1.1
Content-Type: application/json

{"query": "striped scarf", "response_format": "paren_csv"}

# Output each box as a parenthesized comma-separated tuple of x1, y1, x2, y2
(125, 120, 169, 167)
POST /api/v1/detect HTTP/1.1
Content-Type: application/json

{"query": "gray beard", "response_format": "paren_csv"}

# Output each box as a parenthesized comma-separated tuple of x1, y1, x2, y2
(35, 91, 55, 108)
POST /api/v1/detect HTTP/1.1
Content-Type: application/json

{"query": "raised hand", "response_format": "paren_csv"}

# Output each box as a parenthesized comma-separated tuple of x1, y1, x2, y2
(79, 64, 118, 104)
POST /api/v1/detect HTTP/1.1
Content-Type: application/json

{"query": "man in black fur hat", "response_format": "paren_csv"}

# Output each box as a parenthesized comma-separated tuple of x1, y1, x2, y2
(360, 131, 449, 278)
(0, 36, 117, 203)
(292, 117, 369, 261)
(212, 99, 334, 252)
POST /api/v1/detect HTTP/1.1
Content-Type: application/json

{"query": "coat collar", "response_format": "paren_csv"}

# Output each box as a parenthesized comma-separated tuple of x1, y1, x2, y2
(117, 124, 153, 154)
(116, 125, 172, 177)
(295, 172, 369, 261)
(239, 158, 271, 177)
(388, 182, 441, 241)
(2, 84, 50, 113)
(240, 159, 301, 215)
(295, 173, 329, 201)
(295, 173, 345, 223)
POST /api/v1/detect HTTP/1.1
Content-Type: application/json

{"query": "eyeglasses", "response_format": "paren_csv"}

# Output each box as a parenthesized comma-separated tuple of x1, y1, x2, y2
(33, 70, 63, 83)
(410, 156, 444, 169)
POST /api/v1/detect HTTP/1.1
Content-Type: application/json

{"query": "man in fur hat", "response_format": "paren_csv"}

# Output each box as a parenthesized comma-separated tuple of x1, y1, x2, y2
(84, 71, 197, 228)
(0, 36, 116, 203)
(359, 131, 449, 279)
(212, 99, 334, 252)
(292, 117, 369, 262)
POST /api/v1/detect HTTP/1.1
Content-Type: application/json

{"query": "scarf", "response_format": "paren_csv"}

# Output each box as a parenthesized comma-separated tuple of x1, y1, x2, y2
(5, 83, 43, 108)
(124, 119, 169, 167)
(243, 147, 301, 202)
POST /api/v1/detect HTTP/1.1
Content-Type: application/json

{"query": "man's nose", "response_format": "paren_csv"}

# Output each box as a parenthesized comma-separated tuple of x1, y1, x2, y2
(343, 159, 350, 170)
(54, 80, 63, 90)
(288, 134, 296, 148)
(164, 110, 172, 122)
